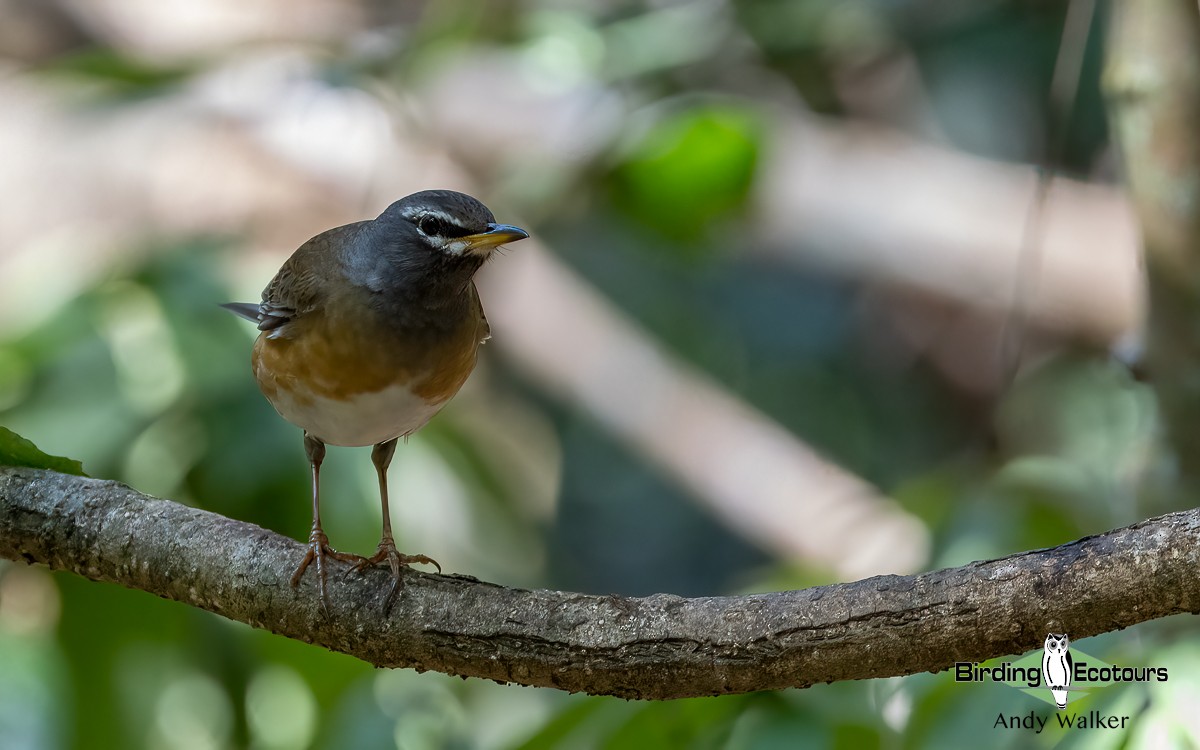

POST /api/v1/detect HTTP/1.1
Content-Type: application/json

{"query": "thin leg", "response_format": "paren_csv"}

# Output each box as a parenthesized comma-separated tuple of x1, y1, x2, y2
(374, 437, 398, 550)
(354, 437, 440, 608)
(290, 432, 365, 609)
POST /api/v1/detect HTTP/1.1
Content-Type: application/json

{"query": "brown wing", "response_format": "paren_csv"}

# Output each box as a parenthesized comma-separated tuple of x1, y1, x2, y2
(257, 221, 367, 336)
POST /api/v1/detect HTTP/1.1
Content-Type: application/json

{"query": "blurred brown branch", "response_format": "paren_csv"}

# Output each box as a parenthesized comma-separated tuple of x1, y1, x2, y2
(754, 115, 1142, 347)
(1106, 0, 1200, 480)
(479, 244, 928, 579)
(4, 466, 1198, 700)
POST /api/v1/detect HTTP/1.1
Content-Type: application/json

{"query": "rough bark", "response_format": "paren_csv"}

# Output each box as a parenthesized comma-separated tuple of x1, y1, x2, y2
(1, 466, 1197, 700)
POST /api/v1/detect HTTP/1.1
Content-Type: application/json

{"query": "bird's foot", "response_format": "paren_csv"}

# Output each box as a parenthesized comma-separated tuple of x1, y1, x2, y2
(291, 527, 368, 611)
(353, 536, 440, 610)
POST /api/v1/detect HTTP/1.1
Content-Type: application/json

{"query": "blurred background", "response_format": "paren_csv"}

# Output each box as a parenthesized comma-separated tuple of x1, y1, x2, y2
(1, 0, 1196, 747)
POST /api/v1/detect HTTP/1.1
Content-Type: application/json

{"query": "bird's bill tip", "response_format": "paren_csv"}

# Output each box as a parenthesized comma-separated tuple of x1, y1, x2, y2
(463, 223, 529, 251)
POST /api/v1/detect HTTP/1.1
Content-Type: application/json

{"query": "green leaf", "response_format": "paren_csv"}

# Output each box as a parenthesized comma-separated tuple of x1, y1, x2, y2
(610, 104, 761, 248)
(41, 48, 192, 99)
(0, 426, 86, 476)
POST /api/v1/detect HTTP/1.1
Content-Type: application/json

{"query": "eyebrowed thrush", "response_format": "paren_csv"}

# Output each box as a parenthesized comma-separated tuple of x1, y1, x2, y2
(223, 190, 528, 607)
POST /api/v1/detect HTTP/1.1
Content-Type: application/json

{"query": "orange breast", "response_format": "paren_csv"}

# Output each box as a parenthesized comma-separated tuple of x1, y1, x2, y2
(252, 305, 484, 419)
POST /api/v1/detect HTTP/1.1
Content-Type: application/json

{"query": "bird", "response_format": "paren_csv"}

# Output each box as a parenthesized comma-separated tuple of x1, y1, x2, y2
(223, 190, 528, 608)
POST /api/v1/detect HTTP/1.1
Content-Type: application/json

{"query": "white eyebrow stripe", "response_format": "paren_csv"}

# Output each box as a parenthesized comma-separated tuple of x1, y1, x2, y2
(402, 208, 470, 237)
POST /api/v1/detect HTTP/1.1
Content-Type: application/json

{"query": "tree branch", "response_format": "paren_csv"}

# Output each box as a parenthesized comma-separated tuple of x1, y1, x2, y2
(1, 466, 1197, 700)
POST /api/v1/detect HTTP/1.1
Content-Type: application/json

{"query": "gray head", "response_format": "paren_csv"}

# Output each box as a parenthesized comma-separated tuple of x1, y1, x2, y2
(377, 189, 527, 259)
(347, 190, 528, 315)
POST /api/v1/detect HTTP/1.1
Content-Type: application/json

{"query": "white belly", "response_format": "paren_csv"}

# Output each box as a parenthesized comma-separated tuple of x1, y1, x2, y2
(267, 382, 445, 446)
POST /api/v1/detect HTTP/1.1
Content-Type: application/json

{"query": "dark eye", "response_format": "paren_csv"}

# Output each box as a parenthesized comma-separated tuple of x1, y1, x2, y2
(417, 215, 447, 236)
(417, 215, 473, 239)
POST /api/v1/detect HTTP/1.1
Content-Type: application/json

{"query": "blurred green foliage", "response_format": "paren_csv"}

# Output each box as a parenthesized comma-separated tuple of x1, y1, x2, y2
(0, 0, 1195, 749)
(42, 47, 192, 99)
(609, 105, 761, 246)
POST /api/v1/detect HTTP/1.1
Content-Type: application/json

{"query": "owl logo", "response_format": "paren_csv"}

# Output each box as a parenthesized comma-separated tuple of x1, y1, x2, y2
(1042, 633, 1072, 709)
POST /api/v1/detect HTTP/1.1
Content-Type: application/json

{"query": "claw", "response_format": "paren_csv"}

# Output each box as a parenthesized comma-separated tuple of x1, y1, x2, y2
(352, 535, 440, 611)
(291, 526, 367, 610)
